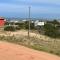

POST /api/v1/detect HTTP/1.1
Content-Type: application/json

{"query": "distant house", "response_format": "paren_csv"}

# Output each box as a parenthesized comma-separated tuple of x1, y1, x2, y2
(34, 20, 46, 34)
(0, 17, 6, 26)
(34, 20, 45, 26)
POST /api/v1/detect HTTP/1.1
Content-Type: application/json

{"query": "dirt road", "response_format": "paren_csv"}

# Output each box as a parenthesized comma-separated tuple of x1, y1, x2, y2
(0, 41, 60, 60)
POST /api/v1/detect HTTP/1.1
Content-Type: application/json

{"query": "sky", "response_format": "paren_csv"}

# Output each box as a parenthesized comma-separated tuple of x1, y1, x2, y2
(0, 0, 60, 18)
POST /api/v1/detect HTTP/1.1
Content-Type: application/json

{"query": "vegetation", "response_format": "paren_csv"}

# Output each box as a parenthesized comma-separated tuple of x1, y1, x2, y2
(5, 22, 9, 25)
(24, 21, 35, 29)
(4, 25, 16, 31)
(15, 26, 21, 30)
(0, 34, 60, 56)
(5, 21, 35, 30)
(44, 20, 60, 38)
(15, 23, 25, 29)
(4, 20, 60, 38)
(3, 20, 60, 56)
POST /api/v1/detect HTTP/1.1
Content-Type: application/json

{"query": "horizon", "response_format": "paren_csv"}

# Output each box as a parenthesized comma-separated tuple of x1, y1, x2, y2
(0, 0, 60, 19)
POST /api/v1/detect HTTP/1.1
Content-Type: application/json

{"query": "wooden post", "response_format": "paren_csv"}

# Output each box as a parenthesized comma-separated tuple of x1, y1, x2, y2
(28, 6, 31, 38)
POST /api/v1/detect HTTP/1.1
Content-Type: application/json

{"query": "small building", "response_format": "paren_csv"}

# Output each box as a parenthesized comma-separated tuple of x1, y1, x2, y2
(34, 20, 45, 26)
(34, 20, 45, 34)
(0, 17, 6, 26)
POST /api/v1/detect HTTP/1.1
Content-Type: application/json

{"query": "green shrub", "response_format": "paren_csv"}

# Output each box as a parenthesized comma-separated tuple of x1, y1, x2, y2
(44, 23, 60, 38)
(4, 25, 15, 31)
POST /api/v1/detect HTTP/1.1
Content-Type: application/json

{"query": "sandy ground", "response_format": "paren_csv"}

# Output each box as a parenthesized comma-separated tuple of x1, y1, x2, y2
(0, 41, 60, 60)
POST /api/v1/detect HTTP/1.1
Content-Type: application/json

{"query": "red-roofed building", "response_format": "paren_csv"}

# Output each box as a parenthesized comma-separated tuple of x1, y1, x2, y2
(0, 17, 6, 26)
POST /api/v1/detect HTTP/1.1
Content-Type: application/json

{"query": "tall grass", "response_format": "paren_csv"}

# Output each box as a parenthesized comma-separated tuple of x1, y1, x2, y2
(0, 34, 60, 56)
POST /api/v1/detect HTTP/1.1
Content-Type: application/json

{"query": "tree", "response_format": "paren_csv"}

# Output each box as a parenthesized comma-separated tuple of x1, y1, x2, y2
(44, 23, 58, 38)
(52, 20, 60, 26)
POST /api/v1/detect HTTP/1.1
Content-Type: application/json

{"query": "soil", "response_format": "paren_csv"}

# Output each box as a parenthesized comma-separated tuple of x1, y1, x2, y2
(0, 41, 60, 60)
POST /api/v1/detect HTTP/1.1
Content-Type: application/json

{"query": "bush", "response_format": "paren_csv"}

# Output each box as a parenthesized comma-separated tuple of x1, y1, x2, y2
(5, 22, 9, 25)
(4, 25, 15, 31)
(55, 52, 60, 55)
(25, 21, 35, 30)
(49, 50, 54, 54)
(13, 21, 35, 30)
(30, 23, 35, 29)
(44, 23, 59, 38)
(18, 23, 25, 29)
(15, 26, 21, 30)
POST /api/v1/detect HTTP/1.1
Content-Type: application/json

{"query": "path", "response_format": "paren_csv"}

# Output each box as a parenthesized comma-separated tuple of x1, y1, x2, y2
(0, 41, 60, 60)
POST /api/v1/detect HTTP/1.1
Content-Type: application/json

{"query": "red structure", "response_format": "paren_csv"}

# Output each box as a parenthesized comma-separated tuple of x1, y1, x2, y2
(0, 17, 6, 26)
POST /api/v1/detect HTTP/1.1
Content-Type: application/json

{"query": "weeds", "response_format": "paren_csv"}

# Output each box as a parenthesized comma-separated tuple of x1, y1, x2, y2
(0, 34, 60, 56)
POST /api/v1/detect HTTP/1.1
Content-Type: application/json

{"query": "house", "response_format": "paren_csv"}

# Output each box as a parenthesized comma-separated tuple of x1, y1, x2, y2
(34, 20, 45, 34)
(34, 20, 45, 26)
(0, 17, 6, 26)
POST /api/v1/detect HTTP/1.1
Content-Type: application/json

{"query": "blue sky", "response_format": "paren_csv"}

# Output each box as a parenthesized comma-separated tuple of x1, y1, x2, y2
(0, 0, 60, 18)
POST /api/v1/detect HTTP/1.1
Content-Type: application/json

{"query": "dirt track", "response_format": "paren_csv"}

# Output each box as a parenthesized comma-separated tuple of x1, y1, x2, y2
(0, 41, 60, 60)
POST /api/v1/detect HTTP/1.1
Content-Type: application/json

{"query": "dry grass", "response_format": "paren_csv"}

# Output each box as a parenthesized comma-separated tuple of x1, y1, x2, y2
(0, 30, 60, 56)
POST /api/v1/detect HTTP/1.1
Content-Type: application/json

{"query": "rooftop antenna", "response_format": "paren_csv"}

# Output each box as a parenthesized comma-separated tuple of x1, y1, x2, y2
(28, 6, 31, 38)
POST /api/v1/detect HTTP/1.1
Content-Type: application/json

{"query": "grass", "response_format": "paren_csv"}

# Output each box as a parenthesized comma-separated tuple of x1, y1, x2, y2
(0, 31, 60, 56)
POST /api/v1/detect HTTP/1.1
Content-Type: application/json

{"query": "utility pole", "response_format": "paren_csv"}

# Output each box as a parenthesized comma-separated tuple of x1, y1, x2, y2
(28, 6, 31, 38)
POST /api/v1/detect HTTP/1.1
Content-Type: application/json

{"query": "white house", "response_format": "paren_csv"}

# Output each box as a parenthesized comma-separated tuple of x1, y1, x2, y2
(35, 20, 45, 26)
